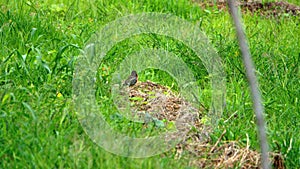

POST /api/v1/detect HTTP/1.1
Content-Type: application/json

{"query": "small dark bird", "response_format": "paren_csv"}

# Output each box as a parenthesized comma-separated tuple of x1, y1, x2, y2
(123, 70, 138, 86)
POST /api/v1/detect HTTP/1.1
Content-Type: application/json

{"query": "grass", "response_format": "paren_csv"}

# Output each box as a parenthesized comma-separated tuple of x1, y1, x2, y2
(1, 0, 299, 168)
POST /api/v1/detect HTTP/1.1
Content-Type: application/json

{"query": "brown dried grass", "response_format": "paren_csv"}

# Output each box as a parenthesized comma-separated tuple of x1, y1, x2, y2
(128, 81, 284, 168)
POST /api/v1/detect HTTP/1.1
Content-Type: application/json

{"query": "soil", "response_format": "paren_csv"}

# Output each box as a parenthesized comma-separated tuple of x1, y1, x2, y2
(193, 0, 300, 17)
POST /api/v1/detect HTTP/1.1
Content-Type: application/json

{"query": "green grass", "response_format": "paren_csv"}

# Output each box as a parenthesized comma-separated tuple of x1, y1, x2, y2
(1, 0, 299, 168)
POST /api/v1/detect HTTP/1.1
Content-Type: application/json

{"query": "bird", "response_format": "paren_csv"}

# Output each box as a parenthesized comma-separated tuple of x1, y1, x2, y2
(123, 70, 138, 87)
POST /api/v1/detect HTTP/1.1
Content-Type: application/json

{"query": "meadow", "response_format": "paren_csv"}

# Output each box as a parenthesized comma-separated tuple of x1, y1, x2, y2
(0, 0, 299, 168)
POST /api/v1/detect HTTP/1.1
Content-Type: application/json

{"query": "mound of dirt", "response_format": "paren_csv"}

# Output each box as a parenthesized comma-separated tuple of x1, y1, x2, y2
(126, 81, 284, 168)
(193, 0, 300, 17)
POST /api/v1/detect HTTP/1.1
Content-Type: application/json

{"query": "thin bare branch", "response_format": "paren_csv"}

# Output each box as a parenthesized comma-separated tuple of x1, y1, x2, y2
(227, 1, 270, 169)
